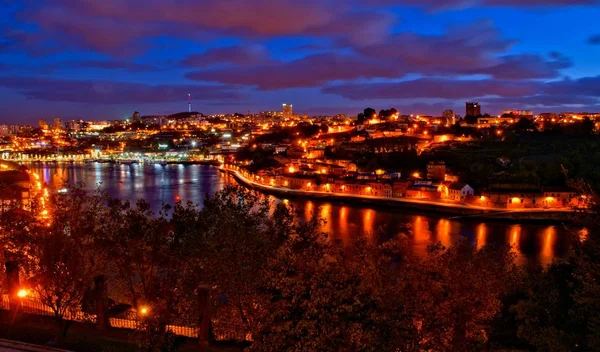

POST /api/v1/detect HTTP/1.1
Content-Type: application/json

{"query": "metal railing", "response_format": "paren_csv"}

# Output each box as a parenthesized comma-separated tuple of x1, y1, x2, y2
(1, 295, 251, 342)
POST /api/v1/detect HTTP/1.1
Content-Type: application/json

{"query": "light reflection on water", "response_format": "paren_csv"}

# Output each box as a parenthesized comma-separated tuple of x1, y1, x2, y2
(30, 163, 572, 265)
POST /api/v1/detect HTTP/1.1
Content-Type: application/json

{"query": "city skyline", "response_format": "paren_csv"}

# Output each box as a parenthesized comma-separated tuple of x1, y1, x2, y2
(1, 1, 600, 123)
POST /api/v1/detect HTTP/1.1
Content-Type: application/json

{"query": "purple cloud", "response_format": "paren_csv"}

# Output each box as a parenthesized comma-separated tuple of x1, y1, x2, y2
(187, 53, 406, 90)
(14, 0, 352, 55)
(323, 75, 600, 113)
(469, 53, 572, 79)
(0, 76, 245, 104)
(183, 22, 572, 92)
(50, 60, 159, 72)
(181, 45, 272, 68)
(357, 21, 514, 74)
(367, 0, 599, 8)
(323, 78, 540, 100)
(544, 75, 600, 96)
(305, 10, 397, 46)
(482, 94, 600, 107)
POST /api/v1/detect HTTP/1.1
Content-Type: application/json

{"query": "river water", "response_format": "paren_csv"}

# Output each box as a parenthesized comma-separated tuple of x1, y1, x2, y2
(30, 163, 572, 266)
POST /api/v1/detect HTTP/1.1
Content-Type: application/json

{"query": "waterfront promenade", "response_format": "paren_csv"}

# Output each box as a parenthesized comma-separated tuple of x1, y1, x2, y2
(221, 166, 575, 221)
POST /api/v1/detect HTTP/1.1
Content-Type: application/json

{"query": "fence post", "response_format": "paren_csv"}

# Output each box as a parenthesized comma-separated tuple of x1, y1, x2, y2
(94, 275, 110, 331)
(197, 284, 212, 346)
(5, 260, 20, 314)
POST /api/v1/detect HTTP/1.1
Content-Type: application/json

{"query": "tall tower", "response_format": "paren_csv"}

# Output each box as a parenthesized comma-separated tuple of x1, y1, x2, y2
(466, 102, 481, 117)
(282, 104, 293, 119)
(188, 94, 192, 113)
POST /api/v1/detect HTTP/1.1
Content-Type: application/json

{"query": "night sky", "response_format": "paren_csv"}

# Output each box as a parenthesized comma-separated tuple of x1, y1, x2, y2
(1, 0, 599, 123)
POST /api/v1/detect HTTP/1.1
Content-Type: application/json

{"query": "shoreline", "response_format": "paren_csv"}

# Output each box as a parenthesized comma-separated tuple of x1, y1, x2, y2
(220, 168, 575, 223)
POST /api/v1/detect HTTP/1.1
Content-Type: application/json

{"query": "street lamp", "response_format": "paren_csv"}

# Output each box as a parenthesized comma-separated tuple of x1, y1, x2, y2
(17, 289, 28, 298)
(140, 306, 149, 315)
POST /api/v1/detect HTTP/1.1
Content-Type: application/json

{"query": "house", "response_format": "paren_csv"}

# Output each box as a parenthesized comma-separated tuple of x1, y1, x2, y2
(0, 169, 31, 212)
(392, 180, 412, 198)
(447, 182, 474, 201)
(274, 145, 288, 154)
(407, 184, 440, 200)
(427, 161, 446, 181)
(366, 182, 392, 198)
(541, 187, 578, 208)
(480, 189, 541, 209)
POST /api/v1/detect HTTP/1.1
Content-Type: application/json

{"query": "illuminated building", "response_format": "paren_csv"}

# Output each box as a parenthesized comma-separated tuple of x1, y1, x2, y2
(0, 125, 10, 137)
(503, 110, 534, 119)
(38, 119, 48, 130)
(0, 163, 31, 212)
(53, 117, 63, 130)
(466, 102, 481, 116)
(282, 104, 293, 119)
(132, 111, 142, 122)
(426, 161, 446, 181)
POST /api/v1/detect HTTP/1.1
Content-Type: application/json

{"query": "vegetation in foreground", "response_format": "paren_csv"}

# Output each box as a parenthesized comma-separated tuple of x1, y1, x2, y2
(0, 184, 599, 351)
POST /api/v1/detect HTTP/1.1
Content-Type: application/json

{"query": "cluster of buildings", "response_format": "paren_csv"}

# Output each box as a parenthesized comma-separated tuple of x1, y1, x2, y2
(0, 102, 598, 212)
(0, 161, 33, 213)
(464, 102, 600, 130)
(0, 103, 358, 162)
(226, 158, 582, 210)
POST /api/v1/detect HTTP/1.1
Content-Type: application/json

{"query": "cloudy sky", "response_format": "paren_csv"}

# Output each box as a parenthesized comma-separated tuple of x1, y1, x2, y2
(1, 0, 599, 123)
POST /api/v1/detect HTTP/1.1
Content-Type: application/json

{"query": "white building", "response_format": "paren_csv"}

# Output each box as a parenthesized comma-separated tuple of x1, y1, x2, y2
(448, 182, 475, 201)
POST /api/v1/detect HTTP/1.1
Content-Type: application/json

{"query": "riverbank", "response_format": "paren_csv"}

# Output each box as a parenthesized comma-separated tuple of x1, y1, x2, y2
(16, 159, 222, 166)
(221, 168, 575, 222)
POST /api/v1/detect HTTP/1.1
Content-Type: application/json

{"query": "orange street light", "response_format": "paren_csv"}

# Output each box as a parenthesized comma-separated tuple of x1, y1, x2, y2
(17, 289, 28, 298)
(140, 307, 149, 315)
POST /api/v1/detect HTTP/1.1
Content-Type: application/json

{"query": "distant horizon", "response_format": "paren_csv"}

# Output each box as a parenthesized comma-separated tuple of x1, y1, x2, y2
(1, 1, 599, 124)
(4, 104, 600, 126)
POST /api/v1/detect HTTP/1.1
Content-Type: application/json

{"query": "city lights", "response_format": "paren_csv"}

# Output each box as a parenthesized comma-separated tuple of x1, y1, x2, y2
(0, 2, 597, 350)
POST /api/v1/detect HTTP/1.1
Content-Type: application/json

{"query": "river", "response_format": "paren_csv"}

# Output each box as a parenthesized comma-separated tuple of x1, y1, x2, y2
(30, 162, 572, 266)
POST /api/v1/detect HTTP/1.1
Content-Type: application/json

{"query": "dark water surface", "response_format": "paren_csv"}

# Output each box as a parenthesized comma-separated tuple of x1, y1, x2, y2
(30, 163, 572, 266)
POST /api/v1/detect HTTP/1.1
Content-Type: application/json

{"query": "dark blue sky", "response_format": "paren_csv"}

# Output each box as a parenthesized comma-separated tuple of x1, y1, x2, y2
(1, 0, 599, 123)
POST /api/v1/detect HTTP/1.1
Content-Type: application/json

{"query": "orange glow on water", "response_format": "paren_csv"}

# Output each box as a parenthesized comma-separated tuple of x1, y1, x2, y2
(435, 219, 451, 248)
(541, 226, 556, 266)
(305, 201, 314, 220)
(413, 216, 431, 256)
(579, 228, 589, 242)
(320, 204, 332, 234)
(476, 223, 487, 250)
(510, 225, 521, 248)
(338, 206, 349, 245)
(508, 225, 525, 265)
(363, 209, 375, 238)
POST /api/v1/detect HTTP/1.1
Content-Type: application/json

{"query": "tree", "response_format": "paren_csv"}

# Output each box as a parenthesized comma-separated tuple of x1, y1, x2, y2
(452, 121, 462, 133)
(581, 116, 594, 135)
(364, 108, 376, 120)
(196, 187, 294, 334)
(28, 229, 97, 346)
(464, 115, 478, 125)
(253, 223, 422, 351)
(512, 117, 537, 133)
(513, 263, 577, 351)
(23, 186, 105, 346)
(98, 198, 190, 351)
(418, 241, 519, 351)
(253, 215, 519, 352)
(512, 188, 600, 351)
(357, 113, 365, 125)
